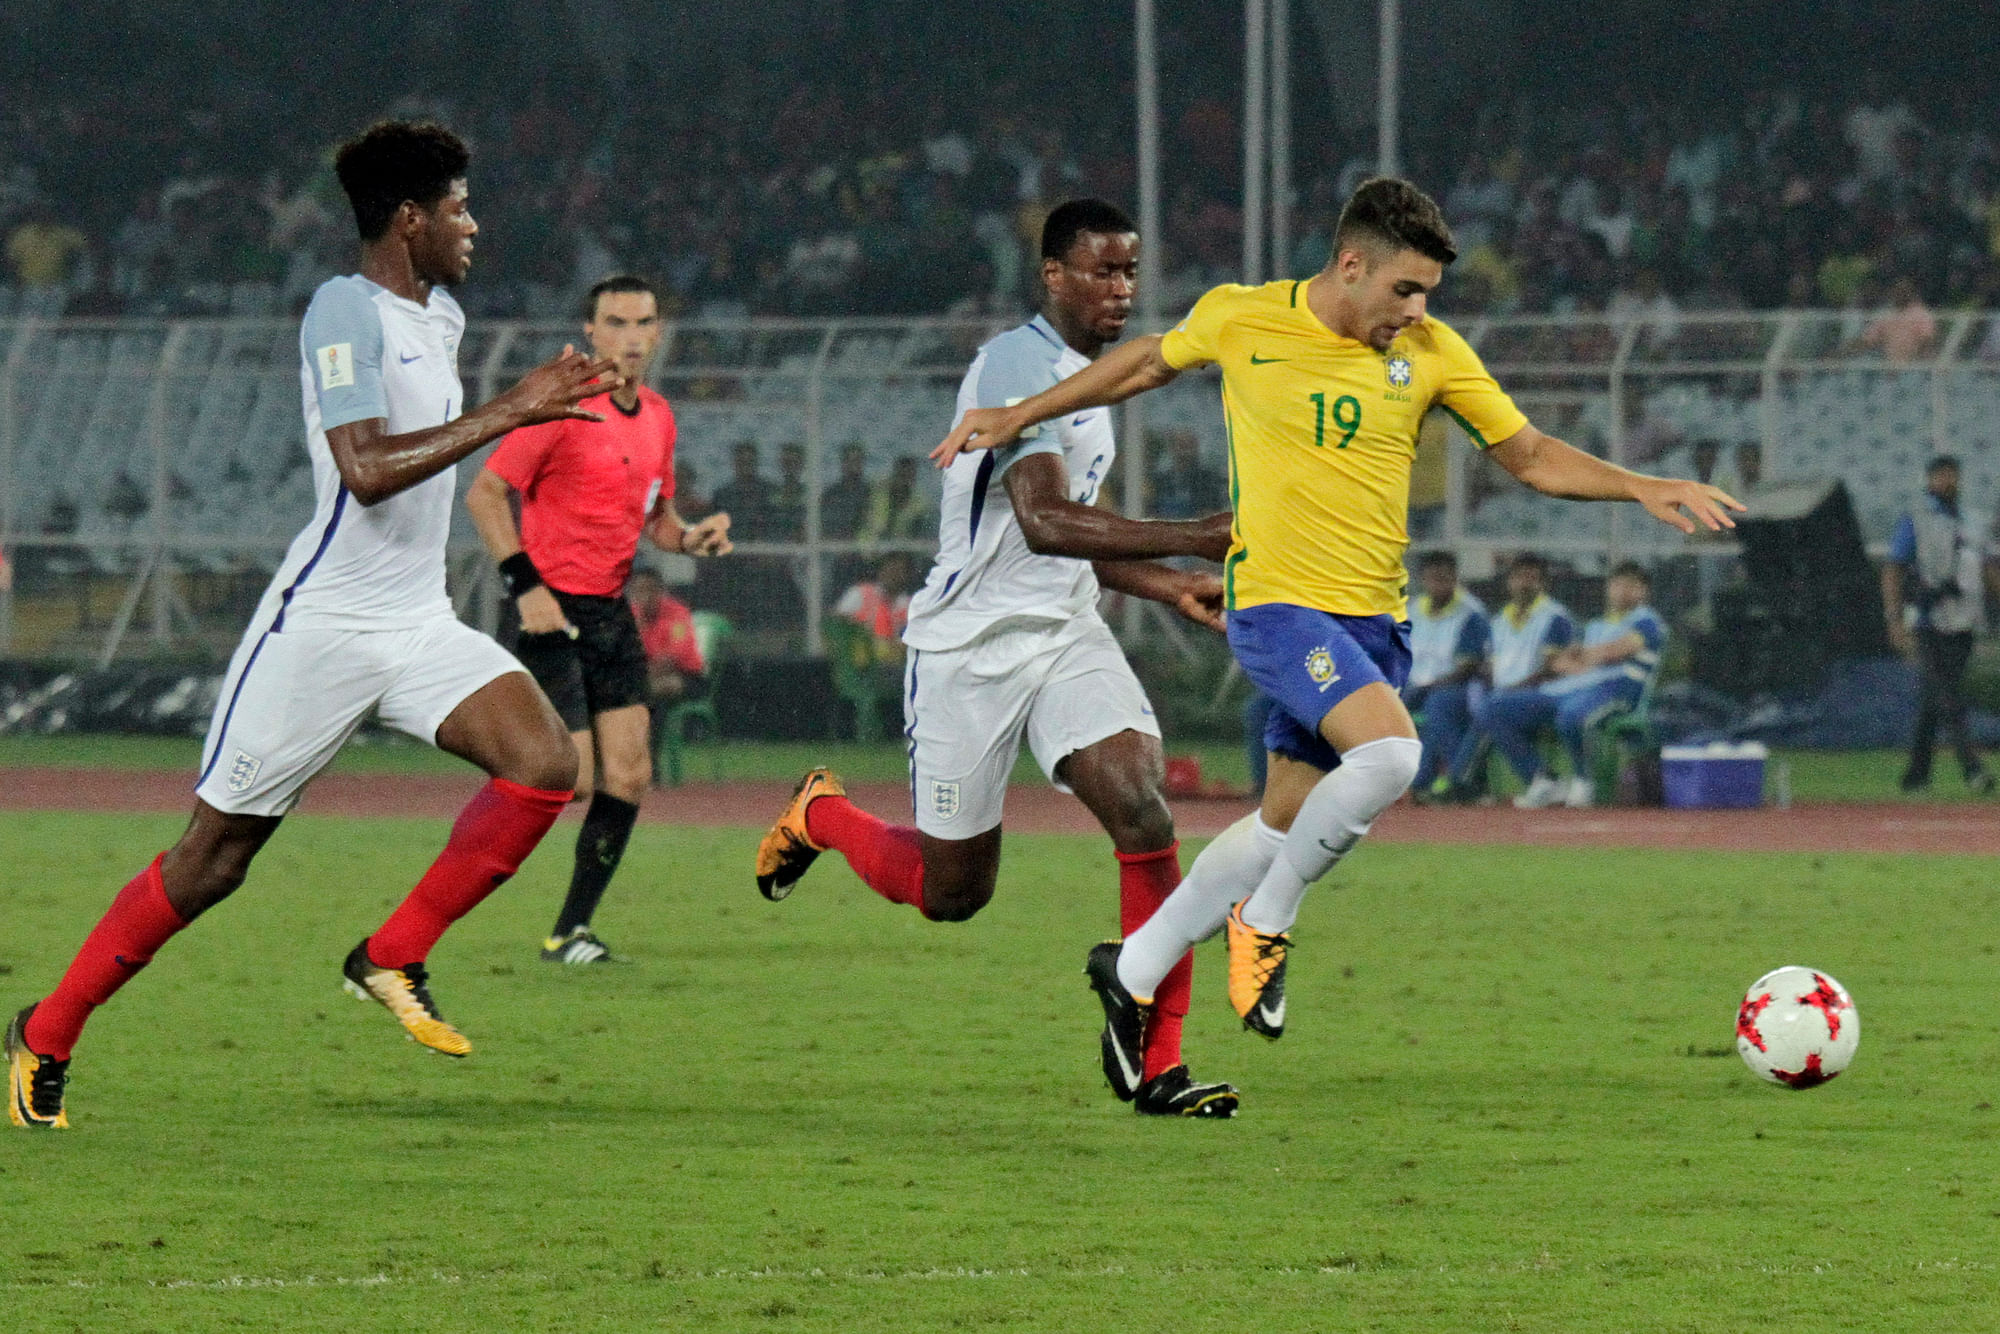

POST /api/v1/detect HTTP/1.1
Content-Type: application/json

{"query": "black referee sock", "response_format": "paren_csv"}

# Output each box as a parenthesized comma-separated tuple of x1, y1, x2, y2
(553, 793, 640, 937)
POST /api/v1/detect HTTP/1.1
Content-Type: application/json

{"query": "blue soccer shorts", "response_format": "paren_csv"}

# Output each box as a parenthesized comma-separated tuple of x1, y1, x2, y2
(1226, 602, 1412, 772)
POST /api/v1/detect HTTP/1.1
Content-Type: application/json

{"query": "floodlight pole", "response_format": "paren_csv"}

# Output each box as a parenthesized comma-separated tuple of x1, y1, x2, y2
(1270, 0, 1291, 278)
(1243, 0, 1268, 283)
(1125, 0, 1163, 637)
(1377, 0, 1400, 175)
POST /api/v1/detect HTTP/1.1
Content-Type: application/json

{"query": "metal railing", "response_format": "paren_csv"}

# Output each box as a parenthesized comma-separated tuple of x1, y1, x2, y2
(1, 308, 1994, 664)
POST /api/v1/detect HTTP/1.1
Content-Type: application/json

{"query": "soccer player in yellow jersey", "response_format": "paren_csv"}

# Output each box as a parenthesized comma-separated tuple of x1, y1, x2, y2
(933, 177, 1742, 1066)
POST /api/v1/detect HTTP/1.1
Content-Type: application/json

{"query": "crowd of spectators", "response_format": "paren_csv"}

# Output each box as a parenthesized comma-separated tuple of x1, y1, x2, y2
(7, 22, 2000, 329)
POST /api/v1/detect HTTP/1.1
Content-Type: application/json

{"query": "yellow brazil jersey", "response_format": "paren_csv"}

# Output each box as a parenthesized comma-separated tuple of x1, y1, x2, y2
(1159, 279, 1528, 619)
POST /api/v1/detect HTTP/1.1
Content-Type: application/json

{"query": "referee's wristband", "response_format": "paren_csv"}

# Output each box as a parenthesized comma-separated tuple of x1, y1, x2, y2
(498, 551, 544, 598)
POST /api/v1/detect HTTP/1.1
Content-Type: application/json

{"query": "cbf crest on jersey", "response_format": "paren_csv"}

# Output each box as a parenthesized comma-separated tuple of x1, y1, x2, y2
(930, 780, 961, 822)
(1385, 355, 1413, 389)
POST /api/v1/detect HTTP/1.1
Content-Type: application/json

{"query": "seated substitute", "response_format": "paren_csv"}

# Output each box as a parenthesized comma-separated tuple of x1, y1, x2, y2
(832, 551, 915, 658)
(1487, 560, 1665, 809)
(1402, 550, 1489, 799)
(628, 567, 706, 705)
(1445, 551, 1574, 796)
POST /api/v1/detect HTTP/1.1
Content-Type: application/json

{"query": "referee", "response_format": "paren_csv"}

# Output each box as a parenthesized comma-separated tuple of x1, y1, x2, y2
(467, 274, 732, 963)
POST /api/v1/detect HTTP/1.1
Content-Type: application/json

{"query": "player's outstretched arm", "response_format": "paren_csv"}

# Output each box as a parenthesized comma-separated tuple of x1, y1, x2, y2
(931, 335, 1180, 469)
(1487, 424, 1745, 535)
(1004, 455, 1231, 562)
(327, 346, 616, 506)
(1094, 561, 1225, 632)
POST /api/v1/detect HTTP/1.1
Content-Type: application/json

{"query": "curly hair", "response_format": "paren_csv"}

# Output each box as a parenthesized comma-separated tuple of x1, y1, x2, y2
(333, 120, 471, 242)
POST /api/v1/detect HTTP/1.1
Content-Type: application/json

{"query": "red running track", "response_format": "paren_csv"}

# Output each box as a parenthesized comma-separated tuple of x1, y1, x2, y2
(2, 767, 1995, 856)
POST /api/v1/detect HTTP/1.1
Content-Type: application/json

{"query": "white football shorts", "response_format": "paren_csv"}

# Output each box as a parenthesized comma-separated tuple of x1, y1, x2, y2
(902, 611, 1160, 839)
(194, 616, 525, 817)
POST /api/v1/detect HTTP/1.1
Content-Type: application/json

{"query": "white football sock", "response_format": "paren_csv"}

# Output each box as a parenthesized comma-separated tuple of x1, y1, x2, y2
(1238, 736, 1422, 935)
(1116, 813, 1284, 1000)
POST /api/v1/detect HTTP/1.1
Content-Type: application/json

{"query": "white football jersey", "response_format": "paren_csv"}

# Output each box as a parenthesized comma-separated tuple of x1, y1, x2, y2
(253, 274, 466, 633)
(903, 315, 1116, 652)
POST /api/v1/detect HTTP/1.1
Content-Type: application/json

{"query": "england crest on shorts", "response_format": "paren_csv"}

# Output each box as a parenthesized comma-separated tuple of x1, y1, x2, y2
(1385, 354, 1413, 388)
(226, 750, 263, 794)
(930, 780, 961, 822)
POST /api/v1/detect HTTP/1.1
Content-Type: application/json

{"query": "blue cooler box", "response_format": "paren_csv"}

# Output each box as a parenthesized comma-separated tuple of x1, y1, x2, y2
(1660, 743, 1767, 809)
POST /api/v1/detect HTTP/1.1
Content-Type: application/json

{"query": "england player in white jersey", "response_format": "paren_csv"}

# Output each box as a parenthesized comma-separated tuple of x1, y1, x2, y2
(754, 201, 1243, 1117)
(7, 121, 617, 1130)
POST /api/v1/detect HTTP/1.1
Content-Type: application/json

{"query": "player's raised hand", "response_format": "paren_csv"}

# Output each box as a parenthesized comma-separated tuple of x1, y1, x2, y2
(681, 512, 733, 557)
(1171, 571, 1227, 632)
(931, 406, 1024, 469)
(508, 344, 620, 426)
(1634, 477, 1745, 534)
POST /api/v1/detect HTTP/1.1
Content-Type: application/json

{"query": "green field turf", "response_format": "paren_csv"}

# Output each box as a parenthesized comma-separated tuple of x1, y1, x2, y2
(1, 731, 1991, 804)
(0, 810, 1994, 1331)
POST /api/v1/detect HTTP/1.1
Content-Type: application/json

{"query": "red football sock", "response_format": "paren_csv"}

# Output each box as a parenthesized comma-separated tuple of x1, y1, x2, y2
(805, 795, 928, 914)
(26, 853, 187, 1060)
(1118, 842, 1192, 1081)
(367, 778, 570, 969)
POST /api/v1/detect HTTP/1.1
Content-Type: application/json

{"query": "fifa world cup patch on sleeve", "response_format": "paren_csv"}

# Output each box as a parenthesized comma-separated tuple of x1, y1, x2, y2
(317, 343, 355, 390)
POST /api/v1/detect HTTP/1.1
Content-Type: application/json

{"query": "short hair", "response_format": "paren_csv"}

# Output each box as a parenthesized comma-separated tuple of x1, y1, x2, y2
(1334, 177, 1457, 265)
(585, 274, 656, 320)
(1041, 198, 1137, 261)
(1508, 551, 1549, 576)
(1609, 560, 1651, 586)
(1417, 549, 1458, 572)
(1926, 454, 1961, 474)
(333, 121, 470, 242)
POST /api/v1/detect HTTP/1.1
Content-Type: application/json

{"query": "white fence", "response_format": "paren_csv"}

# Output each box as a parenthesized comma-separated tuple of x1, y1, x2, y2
(0, 309, 1994, 663)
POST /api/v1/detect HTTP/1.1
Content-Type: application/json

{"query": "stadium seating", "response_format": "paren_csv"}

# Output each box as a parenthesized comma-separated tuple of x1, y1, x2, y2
(3, 315, 1988, 584)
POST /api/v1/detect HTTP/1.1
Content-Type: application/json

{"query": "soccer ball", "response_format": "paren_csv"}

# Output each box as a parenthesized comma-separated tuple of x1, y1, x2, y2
(1735, 966, 1858, 1088)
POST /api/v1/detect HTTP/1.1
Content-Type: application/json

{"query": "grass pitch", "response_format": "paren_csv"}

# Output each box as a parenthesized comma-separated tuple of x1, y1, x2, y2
(0, 808, 1995, 1331)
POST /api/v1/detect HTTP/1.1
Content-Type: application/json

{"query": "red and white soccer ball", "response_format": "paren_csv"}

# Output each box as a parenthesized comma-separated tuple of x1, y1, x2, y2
(1736, 966, 1858, 1088)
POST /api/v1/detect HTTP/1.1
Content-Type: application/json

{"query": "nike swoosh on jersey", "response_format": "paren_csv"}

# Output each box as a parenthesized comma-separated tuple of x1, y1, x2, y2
(399, 352, 422, 363)
(1072, 414, 1092, 425)
(1249, 353, 1289, 365)
(1257, 995, 1286, 1028)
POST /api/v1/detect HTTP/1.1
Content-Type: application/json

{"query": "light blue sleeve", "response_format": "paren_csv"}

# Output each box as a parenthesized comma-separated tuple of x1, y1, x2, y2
(300, 279, 387, 431)
(1887, 514, 1916, 565)
(1456, 610, 1491, 662)
(1633, 609, 1666, 653)
(972, 331, 1066, 476)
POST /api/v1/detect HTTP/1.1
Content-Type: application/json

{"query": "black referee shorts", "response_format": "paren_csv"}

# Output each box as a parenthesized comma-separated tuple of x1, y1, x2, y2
(513, 590, 651, 732)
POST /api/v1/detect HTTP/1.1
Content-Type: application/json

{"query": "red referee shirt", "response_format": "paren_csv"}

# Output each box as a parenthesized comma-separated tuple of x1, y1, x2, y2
(487, 385, 677, 596)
